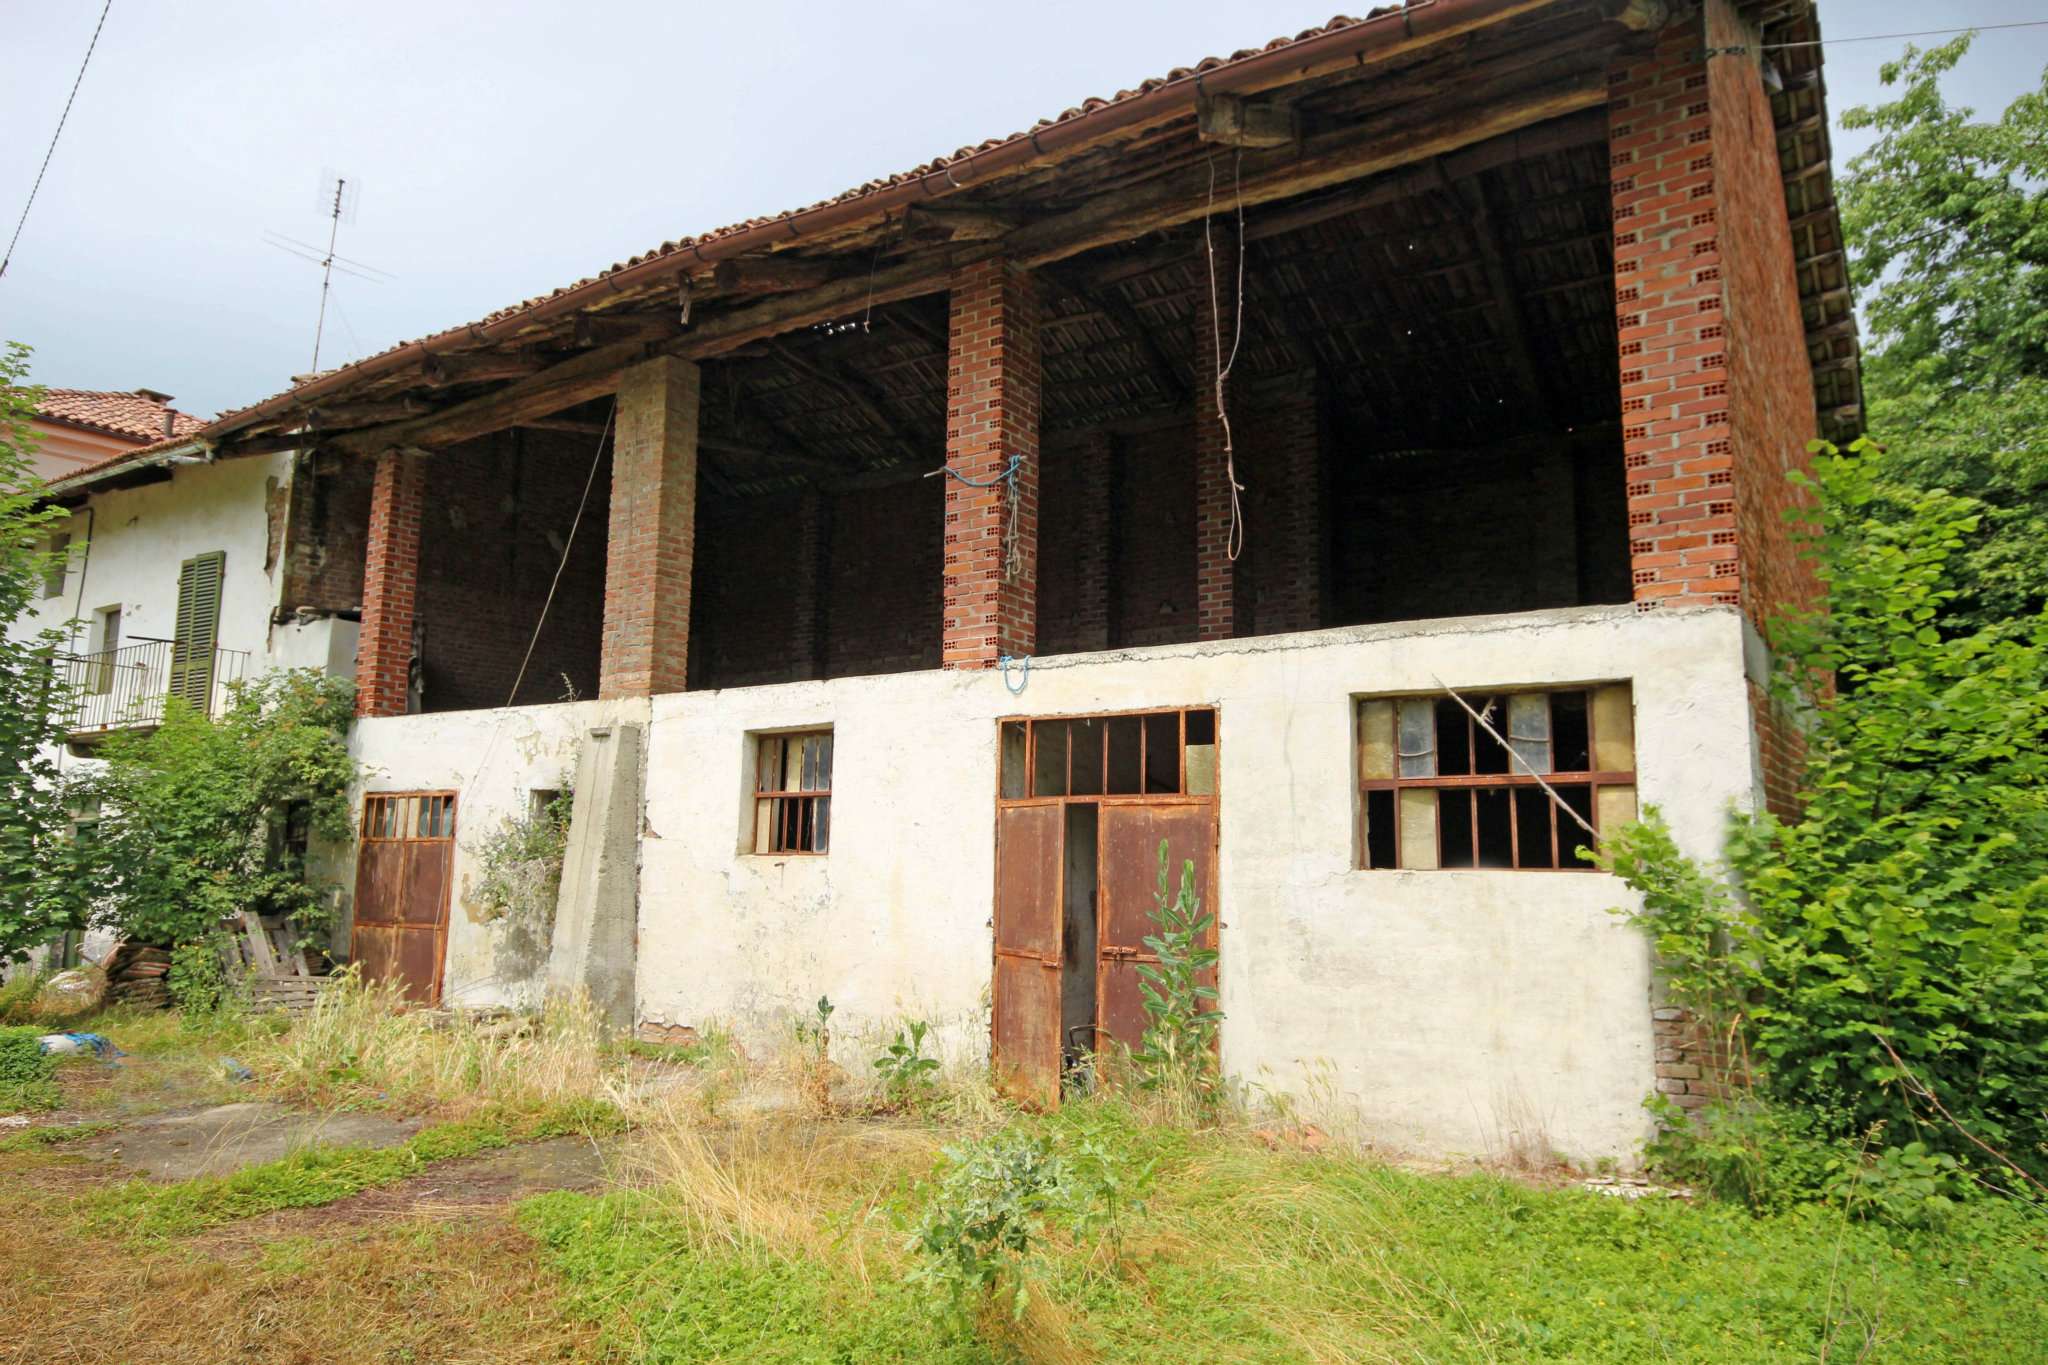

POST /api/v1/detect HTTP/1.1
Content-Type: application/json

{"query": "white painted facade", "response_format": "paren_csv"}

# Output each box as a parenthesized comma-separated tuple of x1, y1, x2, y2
(12, 449, 358, 717)
(349, 602, 1763, 1161)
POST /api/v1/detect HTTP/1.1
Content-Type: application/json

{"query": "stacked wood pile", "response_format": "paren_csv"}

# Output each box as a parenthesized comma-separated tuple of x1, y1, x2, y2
(103, 943, 172, 1009)
(247, 975, 336, 1016)
(228, 911, 337, 1016)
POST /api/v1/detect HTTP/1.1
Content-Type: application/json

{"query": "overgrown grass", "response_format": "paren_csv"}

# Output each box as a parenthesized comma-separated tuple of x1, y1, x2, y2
(0, 1120, 114, 1152)
(521, 1190, 992, 1364)
(254, 968, 625, 1117)
(81, 1099, 622, 1238)
(523, 1095, 2048, 1363)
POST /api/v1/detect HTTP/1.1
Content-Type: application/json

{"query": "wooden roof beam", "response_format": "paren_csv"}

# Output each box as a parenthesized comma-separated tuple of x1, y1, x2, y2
(1004, 69, 1611, 267)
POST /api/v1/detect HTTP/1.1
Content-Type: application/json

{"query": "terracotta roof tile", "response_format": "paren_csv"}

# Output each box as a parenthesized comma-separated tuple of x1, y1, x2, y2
(36, 389, 205, 443)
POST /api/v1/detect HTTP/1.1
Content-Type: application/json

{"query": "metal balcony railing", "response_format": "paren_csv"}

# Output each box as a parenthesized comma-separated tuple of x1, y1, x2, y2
(55, 638, 252, 740)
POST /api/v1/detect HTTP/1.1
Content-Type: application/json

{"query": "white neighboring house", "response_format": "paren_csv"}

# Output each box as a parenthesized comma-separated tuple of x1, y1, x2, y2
(8, 434, 360, 973)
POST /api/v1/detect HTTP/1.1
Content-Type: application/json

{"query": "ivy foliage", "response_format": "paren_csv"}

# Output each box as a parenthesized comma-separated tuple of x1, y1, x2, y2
(1603, 448, 2048, 1190)
(0, 341, 91, 964)
(67, 670, 358, 951)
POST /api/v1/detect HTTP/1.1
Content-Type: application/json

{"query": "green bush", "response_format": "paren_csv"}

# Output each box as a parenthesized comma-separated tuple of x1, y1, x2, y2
(0, 341, 91, 965)
(0, 1024, 58, 1112)
(66, 669, 356, 952)
(167, 936, 235, 1017)
(1603, 449, 2048, 1197)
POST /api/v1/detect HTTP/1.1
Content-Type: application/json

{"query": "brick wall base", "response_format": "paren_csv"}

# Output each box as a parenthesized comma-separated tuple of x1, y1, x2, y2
(1653, 1005, 1751, 1115)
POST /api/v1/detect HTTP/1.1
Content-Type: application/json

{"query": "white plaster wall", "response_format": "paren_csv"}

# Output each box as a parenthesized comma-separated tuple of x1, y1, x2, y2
(346, 698, 649, 1009)
(15, 453, 293, 663)
(354, 604, 1756, 1161)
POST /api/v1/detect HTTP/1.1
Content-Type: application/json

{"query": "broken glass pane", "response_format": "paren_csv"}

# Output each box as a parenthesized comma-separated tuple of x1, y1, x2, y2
(1397, 698, 1436, 778)
(1507, 693, 1553, 774)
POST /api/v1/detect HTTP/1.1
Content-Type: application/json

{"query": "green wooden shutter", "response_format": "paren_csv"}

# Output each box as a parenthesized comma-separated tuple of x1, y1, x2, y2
(169, 551, 225, 713)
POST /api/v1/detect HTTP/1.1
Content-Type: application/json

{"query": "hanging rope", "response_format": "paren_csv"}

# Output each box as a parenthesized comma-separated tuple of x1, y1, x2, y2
(1203, 149, 1249, 562)
(925, 451, 1026, 582)
(505, 401, 616, 707)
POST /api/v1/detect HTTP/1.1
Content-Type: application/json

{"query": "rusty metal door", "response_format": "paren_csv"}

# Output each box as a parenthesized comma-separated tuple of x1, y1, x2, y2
(992, 802, 1064, 1107)
(1096, 803, 1218, 1055)
(350, 792, 456, 1005)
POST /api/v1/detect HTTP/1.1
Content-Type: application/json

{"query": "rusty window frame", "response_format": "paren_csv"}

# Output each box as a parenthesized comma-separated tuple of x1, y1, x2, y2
(1357, 685, 1634, 872)
(362, 791, 457, 843)
(753, 730, 833, 855)
(994, 706, 1219, 806)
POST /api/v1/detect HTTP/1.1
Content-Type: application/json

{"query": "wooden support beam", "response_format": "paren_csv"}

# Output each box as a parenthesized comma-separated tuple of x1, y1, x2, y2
(516, 417, 612, 435)
(304, 398, 434, 426)
(213, 429, 318, 459)
(421, 352, 548, 387)
(1198, 92, 1298, 149)
(1242, 107, 1608, 244)
(330, 340, 646, 454)
(667, 251, 983, 362)
(904, 202, 1022, 241)
(712, 255, 837, 294)
(1004, 70, 1611, 267)
(573, 312, 683, 347)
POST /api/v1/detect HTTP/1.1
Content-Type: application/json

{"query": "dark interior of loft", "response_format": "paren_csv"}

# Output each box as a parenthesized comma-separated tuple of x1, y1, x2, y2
(280, 120, 1631, 711)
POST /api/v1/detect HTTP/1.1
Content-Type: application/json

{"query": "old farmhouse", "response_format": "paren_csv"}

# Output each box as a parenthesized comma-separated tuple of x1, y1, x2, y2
(37, 0, 1859, 1159)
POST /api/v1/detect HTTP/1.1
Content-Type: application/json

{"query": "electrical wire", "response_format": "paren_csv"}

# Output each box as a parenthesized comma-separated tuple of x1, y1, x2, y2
(1764, 19, 2048, 50)
(1, 0, 114, 282)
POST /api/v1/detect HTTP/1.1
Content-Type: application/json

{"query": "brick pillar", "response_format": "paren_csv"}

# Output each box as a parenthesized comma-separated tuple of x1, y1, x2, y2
(942, 260, 1041, 670)
(1193, 226, 1242, 641)
(1607, 1, 1817, 621)
(599, 356, 699, 698)
(356, 450, 423, 718)
(1071, 432, 1113, 653)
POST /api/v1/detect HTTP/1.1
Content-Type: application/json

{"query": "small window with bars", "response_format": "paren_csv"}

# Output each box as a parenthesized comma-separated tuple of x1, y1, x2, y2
(1358, 684, 1637, 871)
(753, 730, 833, 854)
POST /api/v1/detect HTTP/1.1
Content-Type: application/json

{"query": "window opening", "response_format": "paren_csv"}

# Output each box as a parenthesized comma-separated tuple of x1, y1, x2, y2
(754, 730, 833, 854)
(1359, 684, 1636, 871)
(43, 532, 70, 599)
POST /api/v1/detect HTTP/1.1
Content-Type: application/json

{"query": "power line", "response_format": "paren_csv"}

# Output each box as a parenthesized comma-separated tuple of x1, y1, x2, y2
(1765, 19, 2048, 50)
(1, 0, 114, 282)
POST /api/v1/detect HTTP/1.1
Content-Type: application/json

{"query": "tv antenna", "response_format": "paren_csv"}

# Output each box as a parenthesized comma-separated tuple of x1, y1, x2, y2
(263, 171, 391, 372)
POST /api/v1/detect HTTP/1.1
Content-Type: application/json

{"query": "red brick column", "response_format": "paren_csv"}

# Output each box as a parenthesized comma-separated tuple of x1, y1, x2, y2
(1607, 2, 1817, 621)
(1194, 226, 1242, 641)
(599, 356, 699, 698)
(942, 260, 1041, 670)
(1071, 432, 1113, 653)
(356, 449, 423, 718)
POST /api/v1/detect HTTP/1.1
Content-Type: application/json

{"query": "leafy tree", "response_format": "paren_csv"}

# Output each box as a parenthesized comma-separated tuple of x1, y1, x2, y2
(67, 670, 357, 951)
(0, 340, 90, 963)
(1840, 37, 2048, 626)
(1604, 448, 2048, 1188)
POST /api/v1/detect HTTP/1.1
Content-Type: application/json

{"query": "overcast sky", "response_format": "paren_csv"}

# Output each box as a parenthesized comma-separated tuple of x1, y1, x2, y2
(4, 1, 2046, 419)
